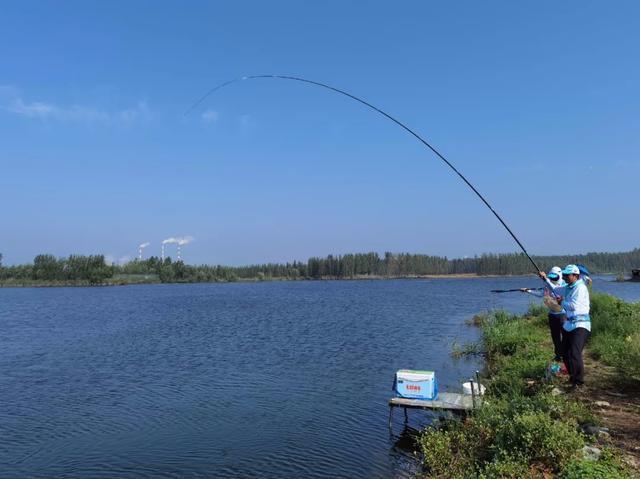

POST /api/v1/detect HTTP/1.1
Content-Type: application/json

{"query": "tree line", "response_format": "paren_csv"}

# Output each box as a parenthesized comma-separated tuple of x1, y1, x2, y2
(1, 248, 639, 285)
(0, 254, 115, 284)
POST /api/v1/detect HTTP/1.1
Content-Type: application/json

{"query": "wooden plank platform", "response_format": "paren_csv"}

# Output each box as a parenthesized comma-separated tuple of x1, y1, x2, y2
(389, 392, 479, 411)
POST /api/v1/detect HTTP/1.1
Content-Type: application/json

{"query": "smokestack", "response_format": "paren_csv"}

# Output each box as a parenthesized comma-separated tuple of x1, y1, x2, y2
(160, 236, 194, 262)
(177, 236, 194, 262)
(161, 237, 181, 262)
(138, 242, 150, 261)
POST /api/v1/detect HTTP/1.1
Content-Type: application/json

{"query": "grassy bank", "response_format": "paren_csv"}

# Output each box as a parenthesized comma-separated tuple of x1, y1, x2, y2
(419, 293, 640, 478)
(0, 274, 161, 287)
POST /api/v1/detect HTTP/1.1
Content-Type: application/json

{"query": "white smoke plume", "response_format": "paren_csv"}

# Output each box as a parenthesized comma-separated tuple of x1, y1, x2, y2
(162, 236, 194, 245)
(178, 236, 194, 246)
(139, 242, 150, 249)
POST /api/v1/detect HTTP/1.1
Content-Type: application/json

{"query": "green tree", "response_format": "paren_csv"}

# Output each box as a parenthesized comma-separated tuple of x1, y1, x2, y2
(32, 254, 63, 280)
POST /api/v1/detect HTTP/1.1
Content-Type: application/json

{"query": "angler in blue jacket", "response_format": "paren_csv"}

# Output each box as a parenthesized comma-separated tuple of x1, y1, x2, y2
(540, 264, 591, 388)
(521, 266, 566, 361)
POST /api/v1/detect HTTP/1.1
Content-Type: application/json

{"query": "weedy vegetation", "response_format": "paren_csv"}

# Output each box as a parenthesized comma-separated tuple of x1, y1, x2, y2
(419, 295, 638, 478)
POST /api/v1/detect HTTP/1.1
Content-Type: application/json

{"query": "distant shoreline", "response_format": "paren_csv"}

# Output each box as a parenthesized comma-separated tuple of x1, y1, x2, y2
(0, 272, 586, 289)
(2, 248, 636, 288)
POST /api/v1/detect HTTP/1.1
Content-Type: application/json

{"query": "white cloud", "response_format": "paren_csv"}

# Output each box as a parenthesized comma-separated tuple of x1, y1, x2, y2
(7, 97, 109, 123)
(0, 85, 152, 126)
(201, 109, 219, 123)
(11, 98, 55, 117)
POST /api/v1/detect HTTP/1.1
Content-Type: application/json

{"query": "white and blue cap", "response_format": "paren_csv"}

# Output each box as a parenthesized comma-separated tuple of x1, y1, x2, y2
(561, 264, 580, 275)
(547, 266, 562, 281)
(576, 263, 591, 276)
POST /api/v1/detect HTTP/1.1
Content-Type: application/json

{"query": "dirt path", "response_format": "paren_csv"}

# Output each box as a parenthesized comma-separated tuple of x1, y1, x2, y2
(575, 354, 640, 475)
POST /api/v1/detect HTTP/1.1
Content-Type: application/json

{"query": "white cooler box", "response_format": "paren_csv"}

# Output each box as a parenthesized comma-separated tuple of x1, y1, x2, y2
(394, 369, 438, 400)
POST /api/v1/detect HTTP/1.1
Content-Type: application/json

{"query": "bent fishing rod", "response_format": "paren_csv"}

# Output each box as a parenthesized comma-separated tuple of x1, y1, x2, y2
(186, 74, 550, 290)
(491, 288, 542, 293)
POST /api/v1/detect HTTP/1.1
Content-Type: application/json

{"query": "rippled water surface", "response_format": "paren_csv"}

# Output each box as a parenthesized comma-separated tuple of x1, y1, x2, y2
(2, 277, 638, 478)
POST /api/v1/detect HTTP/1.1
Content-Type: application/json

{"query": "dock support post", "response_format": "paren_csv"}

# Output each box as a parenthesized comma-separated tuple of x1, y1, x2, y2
(470, 378, 476, 409)
(388, 405, 393, 430)
(474, 371, 482, 410)
(404, 407, 408, 423)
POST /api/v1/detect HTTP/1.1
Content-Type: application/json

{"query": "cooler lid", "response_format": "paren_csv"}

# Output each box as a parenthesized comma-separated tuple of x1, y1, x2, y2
(396, 369, 435, 381)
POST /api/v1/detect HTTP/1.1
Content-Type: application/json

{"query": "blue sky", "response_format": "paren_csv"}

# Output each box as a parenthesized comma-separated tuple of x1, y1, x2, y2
(1, 1, 638, 265)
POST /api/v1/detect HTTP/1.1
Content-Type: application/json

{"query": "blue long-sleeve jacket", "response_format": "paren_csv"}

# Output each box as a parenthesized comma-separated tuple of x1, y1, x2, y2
(546, 279, 591, 332)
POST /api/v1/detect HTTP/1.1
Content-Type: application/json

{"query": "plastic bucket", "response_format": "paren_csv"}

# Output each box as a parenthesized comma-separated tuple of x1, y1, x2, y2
(462, 382, 486, 396)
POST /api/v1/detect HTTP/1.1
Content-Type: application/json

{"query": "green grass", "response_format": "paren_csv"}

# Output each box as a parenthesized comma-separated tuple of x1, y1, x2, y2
(418, 296, 634, 478)
(589, 293, 640, 379)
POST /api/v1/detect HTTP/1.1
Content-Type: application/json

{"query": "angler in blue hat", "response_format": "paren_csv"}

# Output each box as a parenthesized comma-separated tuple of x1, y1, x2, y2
(521, 266, 566, 361)
(540, 264, 591, 388)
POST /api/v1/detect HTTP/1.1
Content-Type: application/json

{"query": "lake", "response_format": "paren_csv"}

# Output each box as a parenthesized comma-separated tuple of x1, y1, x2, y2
(1, 276, 638, 478)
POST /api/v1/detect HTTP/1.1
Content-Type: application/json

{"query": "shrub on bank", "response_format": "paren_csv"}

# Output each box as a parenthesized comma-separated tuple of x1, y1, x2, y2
(561, 459, 628, 479)
(420, 398, 585, 477)
(561, 448, 630, 479)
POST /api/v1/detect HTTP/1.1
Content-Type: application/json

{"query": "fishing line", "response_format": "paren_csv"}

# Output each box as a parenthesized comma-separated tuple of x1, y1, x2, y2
(186, 74, 547, 286)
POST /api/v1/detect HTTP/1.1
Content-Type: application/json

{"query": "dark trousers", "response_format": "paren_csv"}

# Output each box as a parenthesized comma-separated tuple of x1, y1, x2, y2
(562, 327, 590, 385)
(548, 313, 566, 361)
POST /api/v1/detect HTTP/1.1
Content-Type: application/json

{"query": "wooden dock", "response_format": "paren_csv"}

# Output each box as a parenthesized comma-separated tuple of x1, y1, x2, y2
(388, 393, 480, 429)
(390, 392, 478, 411)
